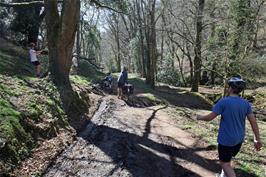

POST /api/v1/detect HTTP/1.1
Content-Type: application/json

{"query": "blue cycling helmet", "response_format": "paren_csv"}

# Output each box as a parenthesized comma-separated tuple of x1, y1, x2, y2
(228, 76, 246, 91)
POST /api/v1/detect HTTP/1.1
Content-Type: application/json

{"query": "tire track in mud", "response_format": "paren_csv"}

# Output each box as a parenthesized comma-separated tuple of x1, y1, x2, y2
(43, 97, 219, 177)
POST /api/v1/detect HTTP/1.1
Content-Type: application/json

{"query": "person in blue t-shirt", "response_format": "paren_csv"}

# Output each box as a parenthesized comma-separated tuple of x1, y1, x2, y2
(117, 67, 128, 99)
(196, 76, 262, 177)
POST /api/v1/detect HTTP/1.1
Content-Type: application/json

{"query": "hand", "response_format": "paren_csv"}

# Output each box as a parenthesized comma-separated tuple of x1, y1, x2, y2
(196, 115, 202, 120)
(191, 112, 200, 120)
(191, 111, 197, 120)
(254, 140, 262, 151)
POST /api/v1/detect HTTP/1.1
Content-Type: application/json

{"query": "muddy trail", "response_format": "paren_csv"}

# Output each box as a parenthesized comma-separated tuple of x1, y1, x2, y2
(43, 96, 220, 177)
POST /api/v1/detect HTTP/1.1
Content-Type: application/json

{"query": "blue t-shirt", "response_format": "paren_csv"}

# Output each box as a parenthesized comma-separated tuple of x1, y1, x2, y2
(212, 96, 252, 146)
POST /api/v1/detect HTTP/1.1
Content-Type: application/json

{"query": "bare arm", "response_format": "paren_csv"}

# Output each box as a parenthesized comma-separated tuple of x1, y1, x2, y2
(197, 112, 218, 121)
(32, 50, 42, 56)
(248, 113, 262, 151)
(36, 50, 42, 55)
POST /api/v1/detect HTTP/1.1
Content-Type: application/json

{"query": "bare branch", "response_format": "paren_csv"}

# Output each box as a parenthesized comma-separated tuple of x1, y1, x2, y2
(156, 28, 194, 45)
(89, 0, 128, 15)
(0, 0, 64, 7)
(0, 1, 44, 7)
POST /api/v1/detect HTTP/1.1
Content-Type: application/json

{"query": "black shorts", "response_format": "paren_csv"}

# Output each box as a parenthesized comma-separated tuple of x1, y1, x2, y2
(31, 61, 40, 66)
(218, 143, 242, 162)
(117, 82, 124, 88)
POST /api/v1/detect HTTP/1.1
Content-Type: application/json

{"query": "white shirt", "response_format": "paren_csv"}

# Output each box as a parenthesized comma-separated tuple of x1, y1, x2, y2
(72, 56, 78, 67)
(29, 49, 38, 62)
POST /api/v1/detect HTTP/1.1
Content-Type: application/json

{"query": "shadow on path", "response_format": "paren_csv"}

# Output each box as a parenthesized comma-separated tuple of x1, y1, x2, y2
(143, 106, 168, 139)
(80, 122, 219, 177)
(48, 97, 259, 177)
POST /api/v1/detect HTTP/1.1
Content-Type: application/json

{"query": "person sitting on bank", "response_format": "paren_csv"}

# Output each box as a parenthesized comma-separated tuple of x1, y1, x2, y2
(117, 67, 128, 99)
(102, 72, 113, 89)
(105, 72, 113, 83)
(29, 43, 42, 77)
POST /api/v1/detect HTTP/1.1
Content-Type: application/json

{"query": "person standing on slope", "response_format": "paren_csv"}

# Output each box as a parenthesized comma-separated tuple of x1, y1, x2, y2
(196, 76, 262, 177)
(29, 43, 42, 77)
(117, 67, 128, 99)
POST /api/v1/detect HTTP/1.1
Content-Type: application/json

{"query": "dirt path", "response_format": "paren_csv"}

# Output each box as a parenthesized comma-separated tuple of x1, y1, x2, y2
(43, 96, 220, 177)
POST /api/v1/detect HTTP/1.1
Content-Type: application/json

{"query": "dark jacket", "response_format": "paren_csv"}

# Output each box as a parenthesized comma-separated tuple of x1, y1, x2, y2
(117, 71, 128, 84)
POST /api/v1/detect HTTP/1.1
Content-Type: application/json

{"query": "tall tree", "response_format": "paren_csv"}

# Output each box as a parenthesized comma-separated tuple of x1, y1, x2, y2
(227, 0, 253, 76)
(145, 0, 157, 88)
(44, 0, 80, 86)
(107, 13, 122, 71)
(136, 0, 146, 77)
(191, 0, 205, 92)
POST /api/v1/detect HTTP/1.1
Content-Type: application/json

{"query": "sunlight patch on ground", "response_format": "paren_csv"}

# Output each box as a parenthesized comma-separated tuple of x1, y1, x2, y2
(138, 144, 171, 161)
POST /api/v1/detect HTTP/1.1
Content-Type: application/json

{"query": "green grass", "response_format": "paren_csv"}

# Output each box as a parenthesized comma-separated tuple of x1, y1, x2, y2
(139, 93, 161, 103)
(129, 77, 154, 93)
(0, 51, 33, 77)
(0, 94, 32, 170)
(0, 74, 70, 175)
(75, 59, 105, 84)
(0, 39, 71, 175)
(190, 92, 213, 105)
(70, 75, 91, 86)
(113, 73, 155, 94)
(127, 76, 212, 110)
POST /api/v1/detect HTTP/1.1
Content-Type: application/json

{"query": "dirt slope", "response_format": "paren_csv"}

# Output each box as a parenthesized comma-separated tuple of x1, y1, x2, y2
(43, 96, 220, 177)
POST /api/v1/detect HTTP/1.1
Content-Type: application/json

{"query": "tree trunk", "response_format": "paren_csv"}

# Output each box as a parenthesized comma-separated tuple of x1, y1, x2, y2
(116, 29, 121, 71)
(191, 0, 205, 92)
(186, 43, 193, 86)
(145, 0, 156, 89)
(171, 41, 175, 69)
(210, 8, 216, 85)
(108, 14, 121, 72)
(139, 23, 146, 77)
(211, 62, 216, 85)
(136, 0, 146, 77)
(44, 0, 83, 115)
(114, 15, 122, 71)
(175, 52, 186, 86)
(76, 15, 81, 62)
(45, 0, 80, 87)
